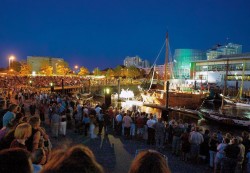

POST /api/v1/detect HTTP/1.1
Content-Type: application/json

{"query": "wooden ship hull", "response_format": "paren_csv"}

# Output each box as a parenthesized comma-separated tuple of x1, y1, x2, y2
(141, 90, 207, 109)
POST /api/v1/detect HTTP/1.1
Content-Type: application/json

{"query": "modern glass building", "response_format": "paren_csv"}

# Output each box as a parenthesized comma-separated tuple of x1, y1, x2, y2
(173, 49, 206, 79)
(207, 43, 242, 60)
(191, 53, 250, 88)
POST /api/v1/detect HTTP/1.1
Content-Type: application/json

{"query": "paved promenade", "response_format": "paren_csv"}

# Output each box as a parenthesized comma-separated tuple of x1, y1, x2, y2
(14, 98, 212, 173)
(46, 124, 211, 173)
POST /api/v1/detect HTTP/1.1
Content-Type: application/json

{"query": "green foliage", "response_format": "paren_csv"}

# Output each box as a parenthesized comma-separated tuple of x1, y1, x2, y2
(78, 66, 89, 76)
(11, 61, 21, 72)
(127, 66, 141, 79)
(93, 67, 101, 76)
(114, 65, 125, 78)
(40, 64, 53, 76)
(105, 68, 114, 79)
(20, 63, 32, 76)
(57, 64, 70, 75)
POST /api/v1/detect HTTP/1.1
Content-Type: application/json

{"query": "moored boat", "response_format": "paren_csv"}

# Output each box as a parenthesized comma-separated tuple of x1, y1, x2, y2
(141, 89, 207, 109)
(224, 98, 250, 107)
(198, 110, 250, 127)
(140, 32, 208, 110)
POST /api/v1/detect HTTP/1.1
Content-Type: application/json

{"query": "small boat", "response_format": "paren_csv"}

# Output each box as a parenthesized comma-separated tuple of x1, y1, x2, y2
(235, 102, 250, 107)
(224, 98, 250, 107)
(198, 110, 250, 127)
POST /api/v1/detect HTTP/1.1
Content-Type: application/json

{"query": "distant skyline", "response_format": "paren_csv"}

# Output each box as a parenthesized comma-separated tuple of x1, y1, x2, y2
(0, 0, 250, 71)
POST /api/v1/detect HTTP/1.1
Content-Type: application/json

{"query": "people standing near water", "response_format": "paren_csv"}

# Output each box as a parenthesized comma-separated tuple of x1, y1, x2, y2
(153, 118, 165, 150)
(89, 114, 97, 139)
(146, 115, 156, 145)
(123, 112, 133, 139)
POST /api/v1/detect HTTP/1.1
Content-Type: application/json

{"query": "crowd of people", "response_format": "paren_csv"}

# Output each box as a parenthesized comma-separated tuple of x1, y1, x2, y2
(0, 75, 88, 89)
(0, 86, 171, 173)
(0, 80, 250, 173)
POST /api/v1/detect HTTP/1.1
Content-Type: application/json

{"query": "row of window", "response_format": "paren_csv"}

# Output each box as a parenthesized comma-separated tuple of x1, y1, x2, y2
(196, 63, 250, 72)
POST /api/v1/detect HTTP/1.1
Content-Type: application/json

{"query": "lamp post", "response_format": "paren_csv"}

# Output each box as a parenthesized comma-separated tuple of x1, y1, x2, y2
(9, 56, 15, 71)
(74, 65, 78, 75)
(104, 87, 111, 108)
(50, 82, 54, 93)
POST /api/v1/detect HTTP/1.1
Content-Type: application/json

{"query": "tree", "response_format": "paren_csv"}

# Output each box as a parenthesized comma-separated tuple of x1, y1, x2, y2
(57, 64, 70, 76)
(78, 66, 89, 76)
(114, 65, 125, 78)
(139, 68, 146, 78)
(40, 64, 53, 76)
(20, 63, 32, 76)
(93, 67, 101, 76)
(127, 66, 141, 79)
(11, 61, 22, 72)
(105, 68, 115, 79)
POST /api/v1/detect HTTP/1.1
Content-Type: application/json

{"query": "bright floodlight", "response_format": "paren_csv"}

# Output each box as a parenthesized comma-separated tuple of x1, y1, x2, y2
(9, 55, 15, 60)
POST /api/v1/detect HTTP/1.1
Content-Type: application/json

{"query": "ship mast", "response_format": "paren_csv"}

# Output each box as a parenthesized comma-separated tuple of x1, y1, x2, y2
(239, 60, 246, 99)
(164, 32, 170, 110)
(164, 32, 169, 91)
(221, 58, 229, 109)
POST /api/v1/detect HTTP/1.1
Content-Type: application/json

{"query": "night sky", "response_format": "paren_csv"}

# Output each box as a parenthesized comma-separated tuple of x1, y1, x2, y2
(0, 0, 250, 71)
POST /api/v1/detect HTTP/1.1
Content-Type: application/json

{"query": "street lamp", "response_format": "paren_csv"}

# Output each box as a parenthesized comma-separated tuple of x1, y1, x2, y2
(50, 82, 54, 92)
(104, 87, 111, 108)
(74, 65, 79, 74)
(9, 56, 15, 71)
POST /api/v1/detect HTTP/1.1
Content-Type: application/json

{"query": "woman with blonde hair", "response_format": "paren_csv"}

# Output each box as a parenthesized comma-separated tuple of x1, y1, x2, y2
(129, 150, 171, 173)
(10, 122, 32, 150)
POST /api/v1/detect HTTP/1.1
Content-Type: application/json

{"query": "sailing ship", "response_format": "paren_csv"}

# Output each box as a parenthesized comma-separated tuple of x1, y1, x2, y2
(198, 58, 250, 127)
(222, 59, 250, 107)
(140, 33, 208, 110)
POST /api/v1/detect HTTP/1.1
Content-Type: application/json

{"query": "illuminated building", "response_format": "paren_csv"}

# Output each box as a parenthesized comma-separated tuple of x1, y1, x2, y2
(124, 56, 150, 68)
(27, 56, 66, 74)
(207, 43, 242, 60)
(191, 53, 250, 88)
(173, 49, 206, 79)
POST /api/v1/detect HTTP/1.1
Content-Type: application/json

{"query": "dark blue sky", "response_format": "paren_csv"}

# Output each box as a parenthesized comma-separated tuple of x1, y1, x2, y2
(0, 0, 250, 71)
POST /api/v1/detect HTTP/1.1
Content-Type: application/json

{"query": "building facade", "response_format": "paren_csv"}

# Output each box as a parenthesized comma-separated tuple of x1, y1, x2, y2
(173, 49, 206, 79)
(124, 56, 150, 68)
(207, 43, 242, 60)
(142, 65, 165, 79)
(27, 56, 65, 74)
(191, 53, 250, 89)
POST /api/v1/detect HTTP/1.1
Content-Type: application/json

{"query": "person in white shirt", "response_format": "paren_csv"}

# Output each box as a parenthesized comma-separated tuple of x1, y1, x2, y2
(146, 115, 156, 145)
(95, 104, 102, 116)
(115, 112, 123, 135)
(189, 126, 204, 162)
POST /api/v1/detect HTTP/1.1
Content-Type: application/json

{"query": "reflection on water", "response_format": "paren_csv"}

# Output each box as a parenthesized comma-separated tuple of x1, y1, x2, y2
(200, 101, 250, 119)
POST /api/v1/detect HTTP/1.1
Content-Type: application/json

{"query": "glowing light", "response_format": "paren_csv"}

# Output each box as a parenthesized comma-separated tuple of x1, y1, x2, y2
(105, 88, 110, 94)
(9, 56, 15, 60)
(120, 89, 134, 100)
